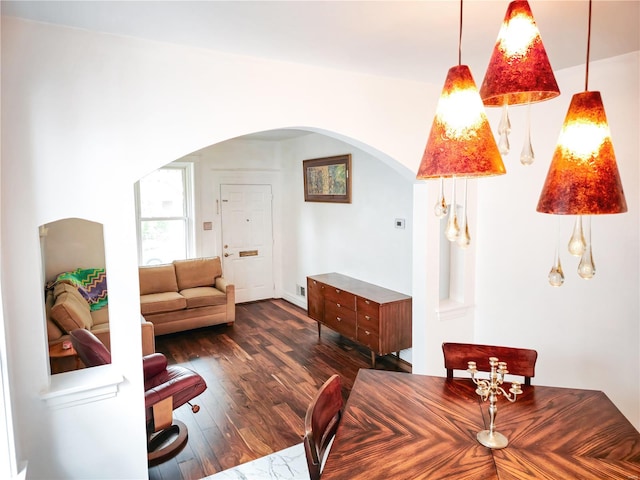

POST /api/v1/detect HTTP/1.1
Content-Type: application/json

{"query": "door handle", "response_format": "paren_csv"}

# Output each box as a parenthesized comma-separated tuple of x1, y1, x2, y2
(224, 253, 234, 257)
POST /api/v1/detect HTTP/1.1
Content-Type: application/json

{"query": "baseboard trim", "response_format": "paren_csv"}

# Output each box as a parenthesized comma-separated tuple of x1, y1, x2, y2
(280, 291, 307, 309)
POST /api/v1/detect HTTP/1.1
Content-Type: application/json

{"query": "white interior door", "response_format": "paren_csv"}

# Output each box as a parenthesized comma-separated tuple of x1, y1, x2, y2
(220, 184, 274, 303)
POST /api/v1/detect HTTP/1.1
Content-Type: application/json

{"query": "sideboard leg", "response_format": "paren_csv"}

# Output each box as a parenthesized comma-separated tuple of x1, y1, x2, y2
(370, 351, 376, 367)
(317, 322, 321, 337)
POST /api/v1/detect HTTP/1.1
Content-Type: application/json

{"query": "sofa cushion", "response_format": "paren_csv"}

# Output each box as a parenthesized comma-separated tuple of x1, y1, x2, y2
(54, 282, 90, 310)
(139, 264, 179, 295)
(45, 290, 64, 341)
(90, 306, 110, 327)
(47, 318, 64, 342)
(50, 292, 94, 333)
(90, 322, 110, 336)
(173, 257, 222, 290)
(140, 292, 187, 315)
(180, 286, 228, 308)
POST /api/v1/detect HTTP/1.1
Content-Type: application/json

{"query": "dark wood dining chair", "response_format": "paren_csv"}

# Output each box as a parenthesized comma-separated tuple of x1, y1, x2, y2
(442, 342, 538, 385)
(304, 374, 343, 480)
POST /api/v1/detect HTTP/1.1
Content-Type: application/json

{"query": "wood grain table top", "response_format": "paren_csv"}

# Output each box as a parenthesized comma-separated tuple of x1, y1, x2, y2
(321, 369, 640, 480)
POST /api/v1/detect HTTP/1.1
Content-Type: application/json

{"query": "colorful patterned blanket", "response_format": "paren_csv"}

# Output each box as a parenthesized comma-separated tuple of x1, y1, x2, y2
(49, 268, 108, 311)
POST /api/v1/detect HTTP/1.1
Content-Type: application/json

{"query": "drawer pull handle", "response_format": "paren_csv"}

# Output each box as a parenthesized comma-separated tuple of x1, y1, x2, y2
(365, 330, 370, 335)
(365, 315, 370, 320)
(336, 289, 341, 293)
(365, 300, 370, 304)
(337, 317, 342, 322)
(337, 303, 341, 308)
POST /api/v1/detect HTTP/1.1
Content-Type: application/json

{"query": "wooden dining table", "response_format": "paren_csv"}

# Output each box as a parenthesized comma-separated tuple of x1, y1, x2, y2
(321, 369, 640, 479)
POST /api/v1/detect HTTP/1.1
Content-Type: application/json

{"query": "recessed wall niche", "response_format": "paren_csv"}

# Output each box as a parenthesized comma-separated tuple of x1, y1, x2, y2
(41, 218, 109, 374)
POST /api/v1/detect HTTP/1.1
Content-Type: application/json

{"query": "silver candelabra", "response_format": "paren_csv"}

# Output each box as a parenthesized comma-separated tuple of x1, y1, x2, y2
(467, 357, 522, 449)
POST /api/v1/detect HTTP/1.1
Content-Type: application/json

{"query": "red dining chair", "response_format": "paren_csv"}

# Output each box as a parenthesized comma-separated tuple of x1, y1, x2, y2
(70, 328, 207, 466)
(304, 374, 343, 480)
(442, 342, 538, 385)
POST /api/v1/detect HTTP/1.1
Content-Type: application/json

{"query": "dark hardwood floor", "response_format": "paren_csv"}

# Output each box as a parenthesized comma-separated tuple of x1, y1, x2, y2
(148, 298, 410, 480)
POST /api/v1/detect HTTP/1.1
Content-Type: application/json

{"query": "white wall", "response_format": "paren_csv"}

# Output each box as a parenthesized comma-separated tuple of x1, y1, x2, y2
(183, 140, 282, 261)
(182, 133, 414, 358)
(281, 134, 414, 297)
(0, 15, 638, 480)
(476, 52, 640, 427)
(42, 218, 106, 283)
(0, 17, 433, 479)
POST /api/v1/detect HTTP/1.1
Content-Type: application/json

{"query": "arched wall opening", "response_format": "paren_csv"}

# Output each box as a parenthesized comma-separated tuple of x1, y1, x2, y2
(134, 127, 417, 351)
(2, 17, 639, 480)
(1, 16, 469, 478)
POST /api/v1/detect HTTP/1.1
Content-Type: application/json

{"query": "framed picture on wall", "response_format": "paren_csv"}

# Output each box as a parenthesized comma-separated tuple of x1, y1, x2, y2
(303, 154, 352, 203)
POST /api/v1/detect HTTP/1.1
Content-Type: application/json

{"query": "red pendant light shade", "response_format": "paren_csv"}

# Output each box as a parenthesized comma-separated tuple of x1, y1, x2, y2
(480, 0, 559, 106)
(416, 65, 506, 179)
(537, 91, 627, 215)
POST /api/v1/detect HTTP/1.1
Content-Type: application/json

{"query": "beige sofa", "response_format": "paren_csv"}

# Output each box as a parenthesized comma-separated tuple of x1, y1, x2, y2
(138, 257, 235, 336)
(46, 282, 156, 371)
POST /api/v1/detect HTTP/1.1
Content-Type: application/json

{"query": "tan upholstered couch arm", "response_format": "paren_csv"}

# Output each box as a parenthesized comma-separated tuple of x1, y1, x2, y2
(215, 276, 230, 292)
(215, 277, 235, 323)
(141, 319, 156, 356)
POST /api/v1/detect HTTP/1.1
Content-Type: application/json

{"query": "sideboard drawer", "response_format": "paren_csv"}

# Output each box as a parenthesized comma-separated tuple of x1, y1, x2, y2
(357, 311, 379, 334)
(325, 287, 356, 311)
(325, 302, 356, 339)
(325, 301, 356, 324)
(357, 328, 379, 352)
(307, 279, 326, 322)
(357, 297, 380, 318)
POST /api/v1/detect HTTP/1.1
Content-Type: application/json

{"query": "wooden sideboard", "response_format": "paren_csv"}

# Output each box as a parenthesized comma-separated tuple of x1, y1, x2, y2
(307, 273, 412, 366)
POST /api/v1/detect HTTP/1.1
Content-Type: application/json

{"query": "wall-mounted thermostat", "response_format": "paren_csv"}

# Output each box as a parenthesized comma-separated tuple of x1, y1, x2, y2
(395, 218, 405, 229)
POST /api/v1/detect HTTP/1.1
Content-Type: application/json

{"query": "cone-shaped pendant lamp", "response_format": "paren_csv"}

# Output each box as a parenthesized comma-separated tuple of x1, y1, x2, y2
(537, 0, 626, 285)
(480, 0, 560, 163)
(480, 0, 559, 106)
(417, 0, 505, 248)
(537, 91, 626, 214)
(416, 64, 506, 179)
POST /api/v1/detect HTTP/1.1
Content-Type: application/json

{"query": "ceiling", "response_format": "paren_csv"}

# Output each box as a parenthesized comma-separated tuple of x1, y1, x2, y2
(3, 0, 639, 86)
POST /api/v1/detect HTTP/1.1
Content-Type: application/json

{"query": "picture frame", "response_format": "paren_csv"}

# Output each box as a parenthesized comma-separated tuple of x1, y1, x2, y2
(303, 154, 352, 203)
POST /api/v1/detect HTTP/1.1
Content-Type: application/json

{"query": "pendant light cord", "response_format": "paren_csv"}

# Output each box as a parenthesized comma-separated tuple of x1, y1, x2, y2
(585, 0, 592, 91)
(458, 0, 463, 65)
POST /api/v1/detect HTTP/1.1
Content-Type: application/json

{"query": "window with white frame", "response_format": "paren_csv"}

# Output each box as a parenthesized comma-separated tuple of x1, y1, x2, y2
(135, 163, 194, 266)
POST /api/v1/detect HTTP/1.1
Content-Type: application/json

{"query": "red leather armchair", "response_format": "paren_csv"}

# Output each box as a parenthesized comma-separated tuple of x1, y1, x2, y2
(70, 328, 207, 465)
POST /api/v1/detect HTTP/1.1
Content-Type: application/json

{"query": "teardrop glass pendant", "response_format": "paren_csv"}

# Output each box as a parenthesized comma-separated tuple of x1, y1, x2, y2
(578, 216, 595, 279)
(498, 102, 511, 156)
(458, 221, 470, 248)
(520, 102, 534, 165)
(548, 218, 565, 286)
(568, 216, 586, 256)
(578, 244, 596, 279)
(445, 206, 460, 242)
(445, 178, 460, 242)
(548, 249, 564, 287)
(457, 179, 470, 248)
(434, 177, 448, 218)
